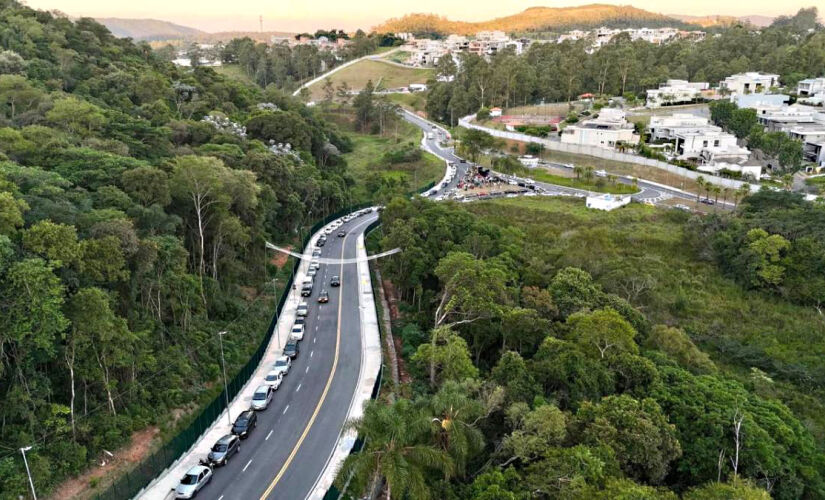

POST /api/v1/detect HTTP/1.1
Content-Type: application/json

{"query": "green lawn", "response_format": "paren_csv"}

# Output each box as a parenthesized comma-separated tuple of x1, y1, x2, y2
(527, 170, 639, 194)
(468, 196, 825, 443)
(386, 92, 427, 112)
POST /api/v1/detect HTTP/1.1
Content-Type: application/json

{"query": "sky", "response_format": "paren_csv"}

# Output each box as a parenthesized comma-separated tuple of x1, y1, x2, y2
(21, 0, 815, 33)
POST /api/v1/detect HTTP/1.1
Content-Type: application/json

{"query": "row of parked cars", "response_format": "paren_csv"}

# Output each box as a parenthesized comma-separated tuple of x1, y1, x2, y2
(173, 209, 376, 499)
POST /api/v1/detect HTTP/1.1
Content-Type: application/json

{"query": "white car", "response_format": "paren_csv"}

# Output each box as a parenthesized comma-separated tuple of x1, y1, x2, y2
(290, 324, 305, 340)
(264, 370, 284, 389)
(323, 226, 333, 235)
(250, 384, 274, 411)
(296, 302, 308, 316)
(272, 355, 291, 376)
(310, 260, 320, 270)
(175, 465, 212, 499)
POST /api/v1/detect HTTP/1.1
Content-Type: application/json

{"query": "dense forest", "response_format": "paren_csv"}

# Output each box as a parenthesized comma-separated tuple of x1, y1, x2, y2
(339, 192, 825, 499)
(0, 0, 356, 496)
(425, 8, 825, 125)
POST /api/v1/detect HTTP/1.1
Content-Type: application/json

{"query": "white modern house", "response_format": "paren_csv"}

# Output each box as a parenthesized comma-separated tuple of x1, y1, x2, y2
(720, 72, 780, 95)
(648, 114, 719, 141)
(586, 193, 631, 211)
(646, 80, 709, 108)
(697, 162, 762, 179)
(561, 109, 640, 149)
(797, 77, 825, 97)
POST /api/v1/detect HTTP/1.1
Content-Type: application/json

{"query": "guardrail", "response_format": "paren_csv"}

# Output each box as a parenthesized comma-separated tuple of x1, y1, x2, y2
(95, 186, 434, 499)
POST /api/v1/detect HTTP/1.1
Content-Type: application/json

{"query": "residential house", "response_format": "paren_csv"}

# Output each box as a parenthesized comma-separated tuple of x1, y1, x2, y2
(797, 77, 825, 97)
(561, 108, 640, 149)
(646, 80, 710, 108)
(720, 72, 780, 95)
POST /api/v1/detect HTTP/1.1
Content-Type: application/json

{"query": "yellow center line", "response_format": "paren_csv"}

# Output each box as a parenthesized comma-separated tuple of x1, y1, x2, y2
(259, 216, 373, 499)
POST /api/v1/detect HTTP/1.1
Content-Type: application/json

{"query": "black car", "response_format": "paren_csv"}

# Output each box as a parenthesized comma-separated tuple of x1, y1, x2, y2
(231, 410, 257, 439)
(337, 230, 346, 237)
(700, 198, 716, 205)
(207, 434, 240, 466)
(316, 237, 326, 247)
(330, 275, 340, 287)
(284, 340, 299, 358)
(318, 290, 329, 303)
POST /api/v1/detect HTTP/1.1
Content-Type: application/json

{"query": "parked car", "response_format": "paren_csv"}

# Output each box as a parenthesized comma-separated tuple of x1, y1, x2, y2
(307, 267, 317, 278)
(310, 259, 320, 270)
(316, 237, 326, 247)
(251, 384, 274, 411)
(337, 230, 346, 237)
(264, 370, 283, 389)
(301, 283, 313, 297)
(231, 410, 257, 438)
(272, 355, 291, 376)
(207, 434, 240, 467)
(175, 465, 213, 499)
(284, 340, 299, 358)
(318, 290, 329, 303)
(296, 302, 308, 316)
(312, 248, 322, 257)
(700, 198, 716, 205)
(290, 323, 304, 340)
(330, 275, 340, 287)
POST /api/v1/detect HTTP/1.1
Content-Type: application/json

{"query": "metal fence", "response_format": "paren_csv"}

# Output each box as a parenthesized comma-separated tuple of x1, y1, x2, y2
(95, 186, 435, 500)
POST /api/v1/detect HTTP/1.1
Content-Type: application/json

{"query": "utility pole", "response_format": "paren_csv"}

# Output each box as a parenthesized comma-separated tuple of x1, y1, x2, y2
(20, 446, 37, 500)
(217, 331, 231, 426)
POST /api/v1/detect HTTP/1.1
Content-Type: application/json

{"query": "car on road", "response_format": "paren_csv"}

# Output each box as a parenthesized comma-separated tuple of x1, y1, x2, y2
(206, 434, 240, 467)
(330, 275, 340, 287)
(175, 465, 212, 499)
(294, 315, 305, 326)
(251, 384, 275, 411)
(316, 236, 326, 247)
(318, 290, 329, 303)
(700, 198, 716, 205)
(231, 410, 257, 438)
(284, 340, 299, 358)
(307, 267, 317, 279)
(296, 302, 308, 316)
(264, 370, 283, 389)
(272, 355, 291, 376)
(312, 248, 322, 257)
(310, 259, 320, 270)
(301, 282, 313, 297)
(290, 323, 304, 340)
(337, 230, 346, 237)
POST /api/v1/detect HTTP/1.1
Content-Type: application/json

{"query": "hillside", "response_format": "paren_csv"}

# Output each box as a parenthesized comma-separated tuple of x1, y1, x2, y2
(306, 59, 433, 100)
(670, 13, 775, 27)
(373, 4, 693, 36)
(95, 17, 204, 40)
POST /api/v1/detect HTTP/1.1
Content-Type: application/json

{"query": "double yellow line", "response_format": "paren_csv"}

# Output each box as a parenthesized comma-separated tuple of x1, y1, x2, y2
(259, 216, 372, 499)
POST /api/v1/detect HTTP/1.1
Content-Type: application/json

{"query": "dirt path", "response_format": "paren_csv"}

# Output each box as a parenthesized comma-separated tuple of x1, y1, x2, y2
(48, 427, 160, 500)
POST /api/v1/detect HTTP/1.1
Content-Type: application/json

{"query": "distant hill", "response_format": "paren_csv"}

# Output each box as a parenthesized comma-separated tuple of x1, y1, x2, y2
(669, 14, 775, 28)
(95, 17, 205, 41)
(373, 4, 696, 36)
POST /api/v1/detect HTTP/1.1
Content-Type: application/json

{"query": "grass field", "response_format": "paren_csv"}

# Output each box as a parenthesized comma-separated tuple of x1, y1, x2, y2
(333, 115, 444, 202)
(213, 63, 256, 86)
(307, 59, 434, 99)
(387, 92, 428, 112)
(528, 169, 638, 194)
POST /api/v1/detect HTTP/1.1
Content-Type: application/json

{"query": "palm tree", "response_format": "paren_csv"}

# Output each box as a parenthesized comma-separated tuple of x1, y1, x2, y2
(696, 176, 706, 203)
(573, 165, 584, 179)
(722, 187, 731, 208)
(582, 166, 595, 182)
(336, 400, 454, 500)
(711, 185, 721, 211)
(735, 183, 751, 210)
(427, 381, 487, 477)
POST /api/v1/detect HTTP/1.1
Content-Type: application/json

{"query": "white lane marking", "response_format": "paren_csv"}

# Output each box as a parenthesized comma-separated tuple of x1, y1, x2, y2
(296, 384, 302, 392)
(242, 459, 253, 472)
(310, 350, 314, 358)
(315, 325, 319, 331)
(313, 337, 317, 344)
(266, 430, 273, 441)
(283, 405, 289, 414)
(218, 496, 224, 500)
(305, 366, 309, 373)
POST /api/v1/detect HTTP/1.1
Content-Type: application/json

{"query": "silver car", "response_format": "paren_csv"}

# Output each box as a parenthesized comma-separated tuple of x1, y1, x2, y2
(175, 465, 212, 499)
(251, 384, 274, 411)
(272, 355, 291, 376)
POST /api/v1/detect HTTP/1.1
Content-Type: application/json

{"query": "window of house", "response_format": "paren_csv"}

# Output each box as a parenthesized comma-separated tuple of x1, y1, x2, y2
(703, 140, 708, 147)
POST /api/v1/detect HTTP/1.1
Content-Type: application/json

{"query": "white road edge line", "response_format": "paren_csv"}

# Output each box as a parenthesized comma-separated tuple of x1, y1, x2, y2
(310, 350, 314, 357)
(243, 459, 253, 472)
(306, 366, 309, 373)
(283, 405, 290, 415)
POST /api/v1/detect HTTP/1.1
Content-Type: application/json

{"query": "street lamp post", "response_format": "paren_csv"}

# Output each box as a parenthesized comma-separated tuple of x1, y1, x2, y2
(217, 331, 231, 426)
(272, 279, 281, 350)
(20, 446, 36, 500)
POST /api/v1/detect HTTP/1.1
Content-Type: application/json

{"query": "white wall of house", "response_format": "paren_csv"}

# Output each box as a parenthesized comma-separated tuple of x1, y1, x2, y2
(797, 78, 825, 97)
(721, 72, 779, 95)
(586, 194, 631, 211)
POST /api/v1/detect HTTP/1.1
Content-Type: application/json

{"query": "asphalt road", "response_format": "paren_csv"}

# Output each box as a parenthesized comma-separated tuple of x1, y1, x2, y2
(402, 110, 730, 210)
(196, 211, 378, 500)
